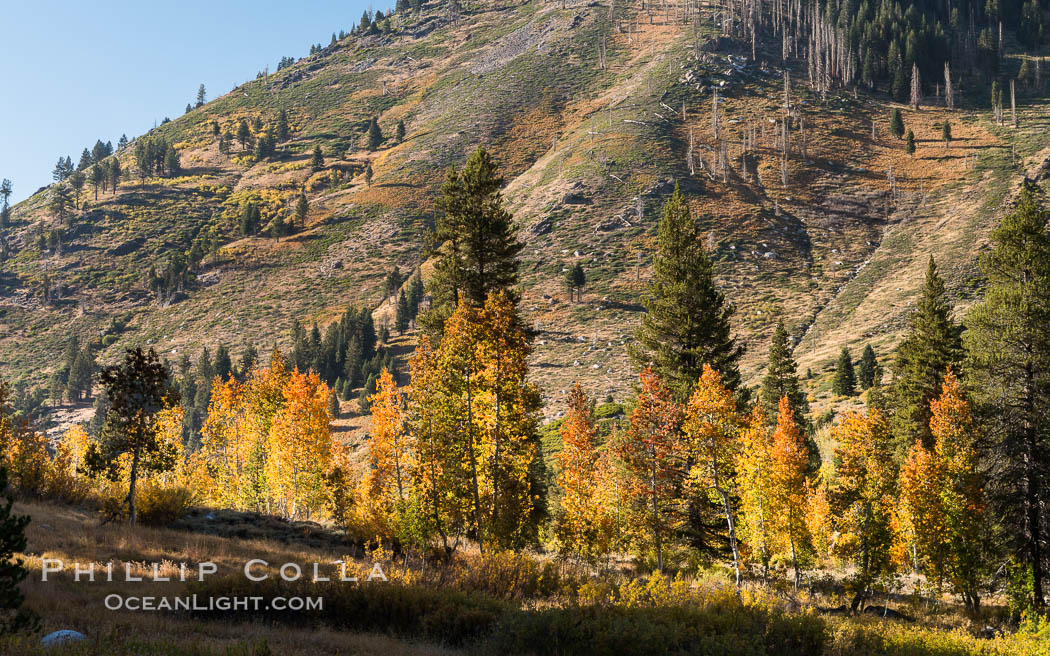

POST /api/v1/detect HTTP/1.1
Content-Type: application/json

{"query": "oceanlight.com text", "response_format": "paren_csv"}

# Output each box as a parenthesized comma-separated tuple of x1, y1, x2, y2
(103, 594, 323, 612)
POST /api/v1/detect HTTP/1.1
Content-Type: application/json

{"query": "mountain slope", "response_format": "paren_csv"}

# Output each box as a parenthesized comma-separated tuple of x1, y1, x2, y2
(1, 0, 1045, 423)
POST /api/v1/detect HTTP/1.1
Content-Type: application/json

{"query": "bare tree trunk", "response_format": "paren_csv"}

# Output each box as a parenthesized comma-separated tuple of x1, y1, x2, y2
(1011, 79, 1018, 128)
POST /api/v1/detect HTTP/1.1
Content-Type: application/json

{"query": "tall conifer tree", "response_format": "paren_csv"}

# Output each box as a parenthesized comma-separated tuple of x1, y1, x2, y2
(420, 147, 523, 334)
(630, 184, 741, 401)
(759, 321, 819, 473)
(889, 256, 963, 457)
(965, 186, 1050, 609)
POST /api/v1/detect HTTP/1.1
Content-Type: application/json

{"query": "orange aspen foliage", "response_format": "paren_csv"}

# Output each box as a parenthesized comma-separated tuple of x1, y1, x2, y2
(201, 349, 334, 520)
(266, 368, 334, 520)
(618, 367, 683, 572)
(684, 365, 742, 585)
(735, 404, 776, 576)
(555, 382, 615, 564)
(768, 397, 812, 588)
(929, 370, 990, 611)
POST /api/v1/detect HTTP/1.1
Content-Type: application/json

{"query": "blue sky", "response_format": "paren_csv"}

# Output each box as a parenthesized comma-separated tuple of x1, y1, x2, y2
(0, 0, 381, 204)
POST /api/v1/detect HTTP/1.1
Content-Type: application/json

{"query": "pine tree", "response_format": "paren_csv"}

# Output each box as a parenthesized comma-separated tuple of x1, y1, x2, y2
(237, 119, 251, 151)
(84, 348, 176, 524)
(311, 145, 324, 172)
(565, 263, 583, 302)
(109, 158, 122, 193)
(942, 120, 952, 148)
(367, 117, 383, 150)
(759, 321, 818, 473)
(905, 129, 916, 156)
(365, 162, 373, 187)
(295, 191, 309, 230)
(214, 345, 233, 382)
(630, 184, 742, 401)
(965, 186, 1050, 609)
(858, 344, 878, 390)
(395, 290, 410, 334)
(396, 119, 406, 143)
(890, 109, 905, 139)
(833, 347, 856, 396)
(164, 145, 180, 176)
(69, 169, 85, 208)
(196, 83, 206, 107)
(889, 255, 963, 456)
(91, 164, 105, 200)
(0, 465, 36, 634)
(421, 147, 523, 333)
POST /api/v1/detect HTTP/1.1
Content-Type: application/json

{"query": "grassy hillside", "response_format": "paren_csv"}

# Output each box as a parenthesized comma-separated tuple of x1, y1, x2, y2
(4, 499, 1048, 656)
(1, 0, 1047, 428)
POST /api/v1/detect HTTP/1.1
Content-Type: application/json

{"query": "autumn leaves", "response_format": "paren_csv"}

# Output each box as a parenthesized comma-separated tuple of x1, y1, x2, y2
(198, 352, 336, 520)
(603, 366, 813, 585)
(362, 292, 543, 554)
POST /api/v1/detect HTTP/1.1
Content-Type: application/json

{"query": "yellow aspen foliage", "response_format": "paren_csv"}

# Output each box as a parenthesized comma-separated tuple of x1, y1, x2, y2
(420, 293, 541, 551)
(405, 334, 470, 554)
(58, 425, 91, 476)
(734, 404, 776, 575)
(805, 475, 835, 564)
(618, 367, 683, 572)
(830, 409, 897, 610)
(0, 384, 50, 495)
(366, 369, 412, 536)
(201, 349, 334, 520)
(474, 291, 542, 548)
(683, 365, 742, 584)
(200, 377, 252, 507)
(554, 382, 615, 564)
(768, 397, 812, 588)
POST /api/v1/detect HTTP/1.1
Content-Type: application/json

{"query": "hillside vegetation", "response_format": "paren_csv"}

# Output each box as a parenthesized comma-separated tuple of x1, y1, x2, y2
(2, 0, 1046, 426)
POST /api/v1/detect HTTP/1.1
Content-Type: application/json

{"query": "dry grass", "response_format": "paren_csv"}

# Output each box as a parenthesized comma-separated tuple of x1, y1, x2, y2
(12, 500, 459, 655)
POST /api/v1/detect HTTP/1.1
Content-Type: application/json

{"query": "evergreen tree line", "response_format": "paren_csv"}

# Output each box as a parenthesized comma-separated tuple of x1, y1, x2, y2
(133, 136, 180, 181)
(48, 336, 98, 405)
(743, 0, 1044, 102)
(51, 139, 115, 183)
(615, 172, 1050, 610)
(289, 305, 389, 408)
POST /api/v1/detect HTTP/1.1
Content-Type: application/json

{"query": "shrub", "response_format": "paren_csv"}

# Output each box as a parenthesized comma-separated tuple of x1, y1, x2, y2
(486, 601, 826, 656)
(188, 576, 508, 646)
(136, 484, 195, 526)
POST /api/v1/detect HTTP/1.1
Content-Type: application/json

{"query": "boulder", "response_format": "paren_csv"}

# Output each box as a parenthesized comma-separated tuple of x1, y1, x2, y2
(42, 630, 88, 647)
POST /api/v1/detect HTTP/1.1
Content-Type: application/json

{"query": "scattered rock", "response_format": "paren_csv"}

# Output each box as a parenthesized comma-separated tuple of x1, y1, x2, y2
(562, 192, 590, 205)
(528, 216, 553, 236)
(107, 236, 146, 257)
